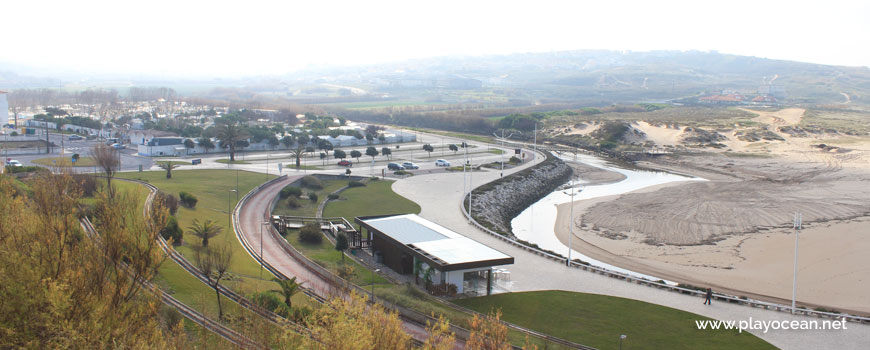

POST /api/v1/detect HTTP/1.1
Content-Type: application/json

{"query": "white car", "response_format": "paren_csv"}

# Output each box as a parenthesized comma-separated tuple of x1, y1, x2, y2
(435, 159, 450, 167)
(5, 160, 23, 167)
(401, 162, 419, 169)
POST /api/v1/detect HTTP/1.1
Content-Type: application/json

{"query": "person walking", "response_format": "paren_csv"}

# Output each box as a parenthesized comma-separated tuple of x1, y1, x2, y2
(704, 287, 713, 305)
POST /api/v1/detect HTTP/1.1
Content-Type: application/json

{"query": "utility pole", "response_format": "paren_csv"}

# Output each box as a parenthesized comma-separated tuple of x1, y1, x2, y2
(567, 177, 575, 266)
(791, 211, 801, 314)
(533, 122, 537, 165)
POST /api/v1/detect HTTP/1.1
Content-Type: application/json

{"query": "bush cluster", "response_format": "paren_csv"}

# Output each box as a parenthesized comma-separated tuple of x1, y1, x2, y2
(327, 194, 339, 200)
(286, 197, 301, 208)
(160, 216, 184, 244)
(307, 192, 318, 202)
(300, 176, 323, 189)
(155, 191, 179, 215)
(347, 181, 365, 188)
(279, 185, 303, 199)
(73, 174, 99, 197)
(298, 222, 323, 244)
(178, 191, 198, 208)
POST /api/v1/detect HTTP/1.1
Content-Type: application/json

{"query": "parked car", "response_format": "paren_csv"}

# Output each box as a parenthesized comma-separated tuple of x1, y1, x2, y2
(387, 162, 405, 170)
(435, 159, 450, 167)
(401, 162, 419, 169)
(5, 160, 23, 167)
(111, 143, 126, 150)
(68, 134, 83, 141)
(338, 160, 353, 167)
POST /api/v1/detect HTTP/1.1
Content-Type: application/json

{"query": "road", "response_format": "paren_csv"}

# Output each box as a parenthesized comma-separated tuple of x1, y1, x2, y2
(392, 152, 870, 350)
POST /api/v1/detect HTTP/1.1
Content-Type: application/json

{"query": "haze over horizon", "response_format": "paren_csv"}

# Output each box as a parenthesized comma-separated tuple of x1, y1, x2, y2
(3, 0, 869, 79)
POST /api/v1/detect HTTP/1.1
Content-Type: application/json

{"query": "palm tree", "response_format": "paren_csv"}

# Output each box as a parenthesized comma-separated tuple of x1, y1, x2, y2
(187, 219, 223, 247)
(215, 120, 249, 161)
(272, 277, 303, 309)
(157, 161, 179, 179)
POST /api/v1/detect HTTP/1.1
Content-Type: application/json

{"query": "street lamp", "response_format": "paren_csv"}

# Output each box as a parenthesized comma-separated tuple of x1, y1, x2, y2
(565, 176, 578, 266)
(260, 221, 270, 285)
(619, 334, 627, 350)
(370, 268, 380, 301)
(226, 189, 237, 243)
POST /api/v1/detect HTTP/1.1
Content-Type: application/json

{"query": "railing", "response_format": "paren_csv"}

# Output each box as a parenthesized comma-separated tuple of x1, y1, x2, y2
(78, 217, 265, 349)
(458, 169, 870, 325)
(241, 174, 596, 349)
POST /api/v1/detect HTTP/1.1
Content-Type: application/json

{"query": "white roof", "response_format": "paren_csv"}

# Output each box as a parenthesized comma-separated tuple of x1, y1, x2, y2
(362, 214, 512, 266)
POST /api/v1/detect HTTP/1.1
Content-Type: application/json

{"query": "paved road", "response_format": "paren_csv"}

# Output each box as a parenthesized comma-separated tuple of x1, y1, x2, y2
(234, 174, 435, 344)
(392, 154, 870, 350)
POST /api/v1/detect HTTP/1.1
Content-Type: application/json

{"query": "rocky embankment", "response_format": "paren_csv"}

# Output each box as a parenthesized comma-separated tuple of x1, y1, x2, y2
(469, 151, 572, 236)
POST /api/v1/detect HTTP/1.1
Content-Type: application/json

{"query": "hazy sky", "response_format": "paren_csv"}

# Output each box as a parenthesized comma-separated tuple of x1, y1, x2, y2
(4, 0, 869, 77)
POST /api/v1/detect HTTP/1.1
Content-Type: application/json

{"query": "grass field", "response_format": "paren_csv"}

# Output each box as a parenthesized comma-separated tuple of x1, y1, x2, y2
(215, 159, 251, 164)
(455, 291, 775, 350)
(323, 179, 421, 219)
(117, 170, 283, 295)
(32, 156, 97, 167)
(273, 179, 346, 217)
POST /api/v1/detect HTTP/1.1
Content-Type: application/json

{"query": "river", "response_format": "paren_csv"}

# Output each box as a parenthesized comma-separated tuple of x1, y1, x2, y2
(510, 153, 705, 282)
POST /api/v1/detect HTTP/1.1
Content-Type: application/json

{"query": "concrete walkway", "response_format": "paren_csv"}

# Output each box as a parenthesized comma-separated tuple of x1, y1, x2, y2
(392, 156, 870, 350)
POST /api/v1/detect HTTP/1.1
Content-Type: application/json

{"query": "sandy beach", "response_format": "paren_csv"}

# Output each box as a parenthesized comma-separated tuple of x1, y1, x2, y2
(552, 109, 870, 314)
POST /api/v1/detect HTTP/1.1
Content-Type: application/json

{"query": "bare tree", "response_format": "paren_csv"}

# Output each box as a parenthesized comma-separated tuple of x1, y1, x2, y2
(90, 144, 119, 196)
(194, 244, 233, 320)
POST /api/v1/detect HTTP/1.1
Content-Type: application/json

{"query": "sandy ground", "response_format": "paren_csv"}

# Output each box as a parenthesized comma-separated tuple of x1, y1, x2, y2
(743, 107, 805, 126)
(553, 113, 870, 314)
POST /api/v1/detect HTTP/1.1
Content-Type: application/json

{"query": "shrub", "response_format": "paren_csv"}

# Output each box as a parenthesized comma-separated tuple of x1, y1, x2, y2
(5, 166, 48, 174)
(280, 185, 303, 199)
(73, 174, 99, 197)
(369, 176, 379, 181)
(286, 197, 301, 208)
(298, 222, 323, 244)
(178, 191, 198, 208)
(337, 263, 356, 280)
(509, 156, 522, 164)
(155, 191, 179, 215)
(394, 170, 412, 176)
(327, 194, 339, 200)
(348, 181, 365, 188)
(300, 175, 322, 189)
(307, 192, 318, 202)
(160, 216, 184, 244)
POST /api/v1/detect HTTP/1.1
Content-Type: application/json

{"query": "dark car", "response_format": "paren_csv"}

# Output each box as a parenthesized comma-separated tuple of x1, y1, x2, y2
(387, 162, 405, 170)
(338, 160, 353, 167)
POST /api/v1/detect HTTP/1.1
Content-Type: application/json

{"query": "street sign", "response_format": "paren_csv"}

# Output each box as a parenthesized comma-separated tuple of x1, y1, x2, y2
(191, 159, 202, 165)
(278, 163, 283, 174)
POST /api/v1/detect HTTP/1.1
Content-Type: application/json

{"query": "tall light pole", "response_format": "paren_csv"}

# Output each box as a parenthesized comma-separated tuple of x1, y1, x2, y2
(567, 176, 576, 266)
(227, 189, 236, 243)
(792, 211, 801, 314)
(260, 221, 269, 286)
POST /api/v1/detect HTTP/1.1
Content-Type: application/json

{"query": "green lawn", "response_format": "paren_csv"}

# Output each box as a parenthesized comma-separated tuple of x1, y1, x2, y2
(455, 291, 775, 350)
(323, 179, 421, 219)
(154, 160, 194, 166)
(32, 156, 97, 167)
(272, 179, 346, 217)
(117, 169, 281, 294)
(215, 159, 250, 164)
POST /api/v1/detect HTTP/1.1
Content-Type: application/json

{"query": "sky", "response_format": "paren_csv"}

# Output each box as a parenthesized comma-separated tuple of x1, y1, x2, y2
(3, 0, 869, 78)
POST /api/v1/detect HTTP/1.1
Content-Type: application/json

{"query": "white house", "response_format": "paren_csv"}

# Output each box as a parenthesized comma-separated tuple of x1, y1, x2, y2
(137, 137, 186, 157)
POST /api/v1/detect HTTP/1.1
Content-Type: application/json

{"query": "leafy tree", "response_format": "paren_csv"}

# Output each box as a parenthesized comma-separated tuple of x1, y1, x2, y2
(423, 144, 434, 158)
(320, 152, 326, 165)
(157, 161, 179, 179)
(271, 277, 303, 309)
(160, 216, 184, 244)
(281, 135, 294, 149)
(298, 222, 323, 244)
(449, 144, 459, 154)
(215, 119, 249, 161)
(333, 149, 347, 159)
(335, 232, 349, 261)
(365, 133, 374, 143)
(467, 309, 518, 350)
(183, 139, 195, 154)
(423, 315, 456, 350)
(187, 219, 222, 247)
(197, 137, 215, 152)
(378, 134, 386, 142)
(268, 135, 280, 149)
(303, 292, 411, 350)
(365, 146, 379, 162)
(350, 150, 362, 162)
(328, 129, 342, 138)
(381, 147, 392, 160)
(461, 141, 468, 148)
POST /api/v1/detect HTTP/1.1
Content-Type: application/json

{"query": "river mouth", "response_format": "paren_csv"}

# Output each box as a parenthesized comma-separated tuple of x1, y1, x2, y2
(510, 153, 705, 282)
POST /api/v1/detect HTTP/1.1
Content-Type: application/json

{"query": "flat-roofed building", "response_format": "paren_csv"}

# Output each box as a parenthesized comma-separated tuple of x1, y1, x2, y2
(0, 91, 9, 129)
(355, 214, 513, 295)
